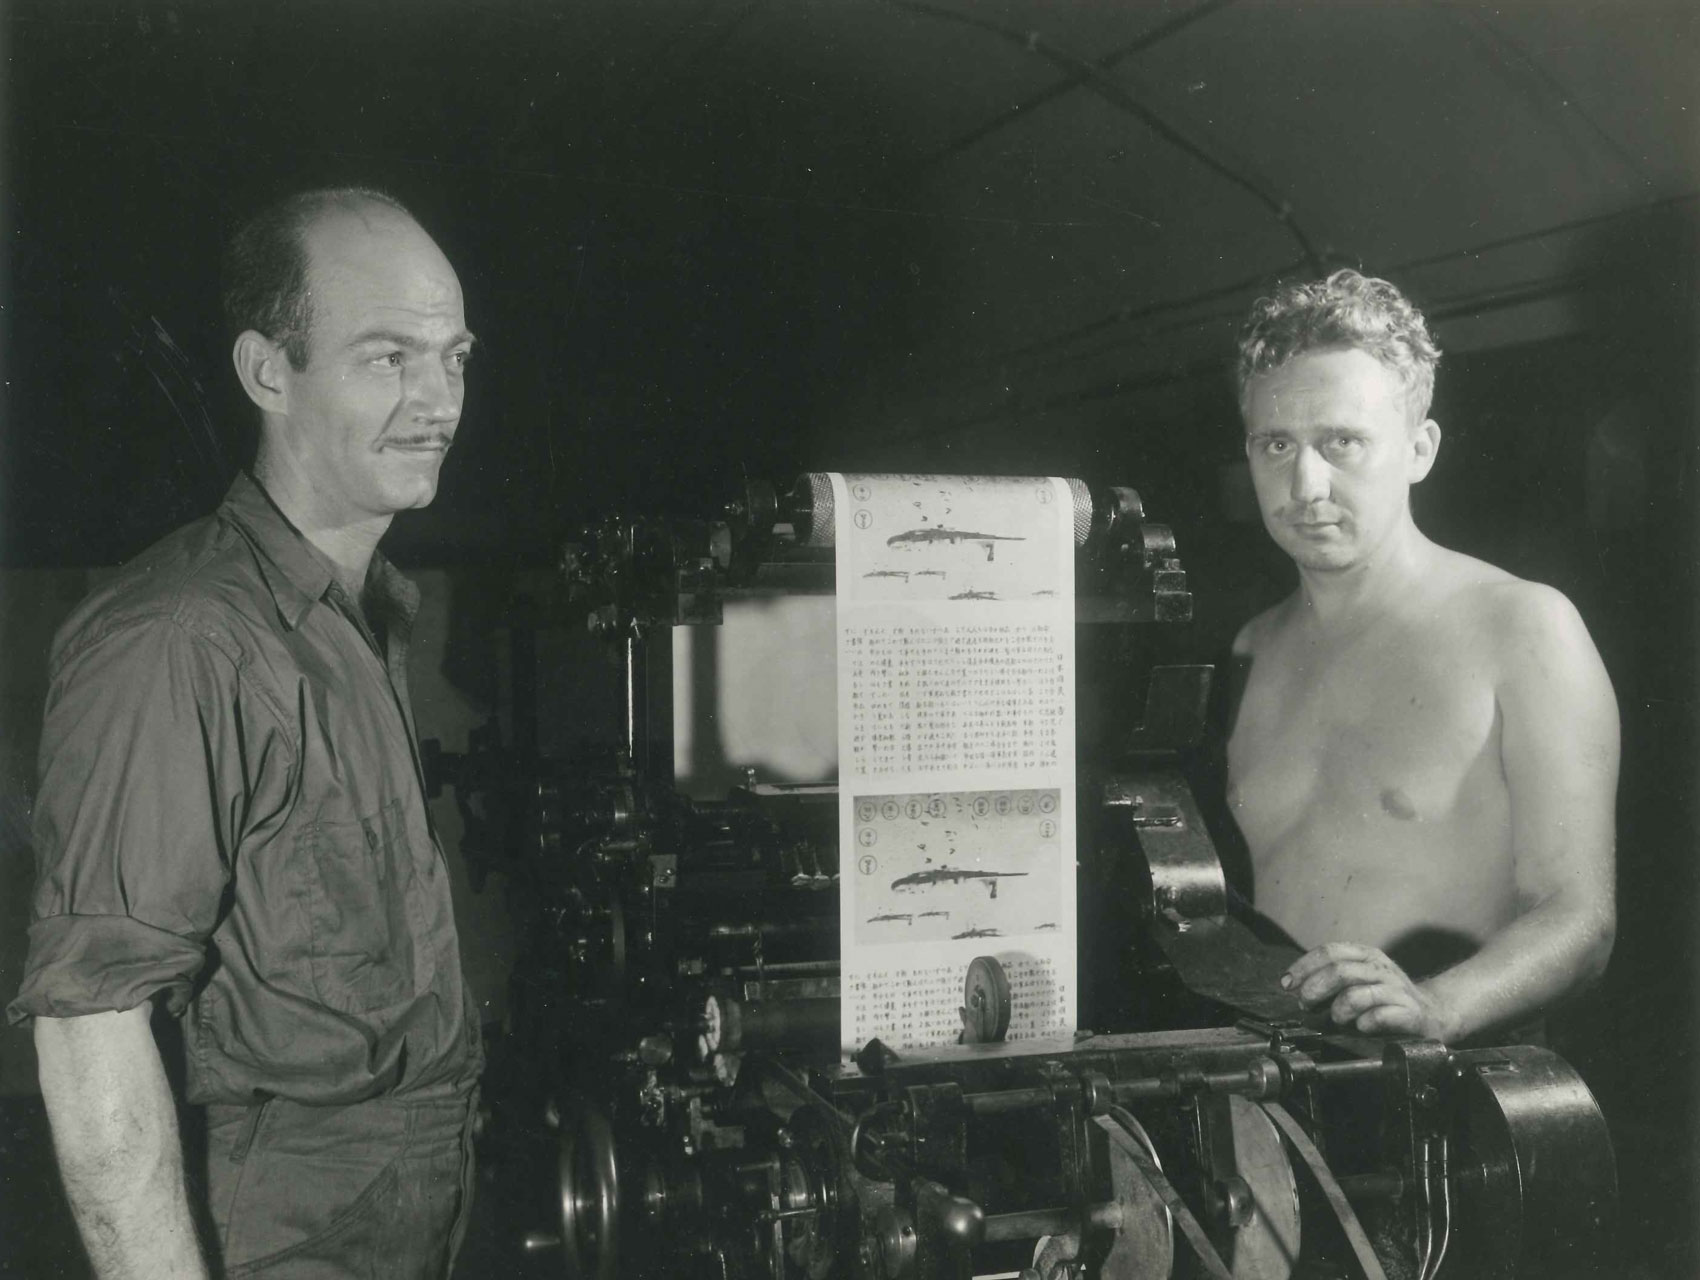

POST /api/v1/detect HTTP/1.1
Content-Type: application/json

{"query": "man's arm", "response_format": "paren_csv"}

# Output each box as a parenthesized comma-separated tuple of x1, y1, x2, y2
(36, 1007, 209, 1280)
(1287, 585, 1619, 1041)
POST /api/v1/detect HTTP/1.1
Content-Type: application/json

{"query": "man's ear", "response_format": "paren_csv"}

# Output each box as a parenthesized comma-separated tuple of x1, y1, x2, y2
(1409, 417, 1441, 483)
(232, 330, 290, 415)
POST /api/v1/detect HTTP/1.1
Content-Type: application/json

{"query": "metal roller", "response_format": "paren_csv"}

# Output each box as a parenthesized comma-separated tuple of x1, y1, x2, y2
(960, 955, 1013, 1045)
(1448, 1046, 1617, 1280)
(792, 472, 1099, 547)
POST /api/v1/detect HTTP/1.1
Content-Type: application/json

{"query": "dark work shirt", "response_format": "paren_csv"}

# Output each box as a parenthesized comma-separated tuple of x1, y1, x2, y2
(8, 474, 482, 1105)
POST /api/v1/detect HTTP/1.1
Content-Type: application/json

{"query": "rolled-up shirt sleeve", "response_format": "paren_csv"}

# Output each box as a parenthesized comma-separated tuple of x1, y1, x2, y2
(9, 612, 262, 1023)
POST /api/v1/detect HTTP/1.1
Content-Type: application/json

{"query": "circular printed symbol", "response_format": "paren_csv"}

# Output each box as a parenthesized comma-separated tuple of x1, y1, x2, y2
(858, 800, 877, 823)
(1039, 818, 1057, 839)
(858, 854, 879, 876)
(858, 828, 879, 848)
(1038, 793, 1057, 814)
(1016, 794, 1035, 815)
(971, 796, 990, 818)
(927, 797, 946, 818)
(852, 482, 872, 501)
(905, 799, 922, 820)
(881, 800, 900, 821)
(994, 794, 1012, 816)
(1036, 485, 1052, 504)
(853, 509, 873, 530)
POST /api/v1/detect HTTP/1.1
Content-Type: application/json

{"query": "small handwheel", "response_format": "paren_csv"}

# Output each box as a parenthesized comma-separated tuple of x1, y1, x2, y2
(785, 1102, 857, 1280)
(961, 955, 1012, 1044)
(553, 1093, 621, 1280)
(696, 993, 723, 1062)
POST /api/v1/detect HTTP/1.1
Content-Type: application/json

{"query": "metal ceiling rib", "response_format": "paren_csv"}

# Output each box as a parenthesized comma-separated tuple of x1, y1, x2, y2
(912, 0, 1243, 168)
(886, 0, 1321, 270)
(1433, 2, 1653, 187)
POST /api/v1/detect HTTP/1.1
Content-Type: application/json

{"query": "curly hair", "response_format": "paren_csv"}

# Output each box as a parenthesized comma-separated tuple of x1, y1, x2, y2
(221, 187, 414, 370)
(1235, 269, 1441, 420)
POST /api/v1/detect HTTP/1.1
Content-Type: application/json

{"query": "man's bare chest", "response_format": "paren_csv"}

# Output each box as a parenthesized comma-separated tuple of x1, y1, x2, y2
(1228, 636, 1502, 836)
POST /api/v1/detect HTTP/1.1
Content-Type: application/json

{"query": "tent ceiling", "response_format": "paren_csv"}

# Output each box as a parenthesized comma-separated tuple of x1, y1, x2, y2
(2, 0, 1695, 558)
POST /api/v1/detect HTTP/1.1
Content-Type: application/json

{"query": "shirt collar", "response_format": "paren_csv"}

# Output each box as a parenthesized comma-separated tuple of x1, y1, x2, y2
(220, 473, 418, 631)
(366, 551, 421, 629)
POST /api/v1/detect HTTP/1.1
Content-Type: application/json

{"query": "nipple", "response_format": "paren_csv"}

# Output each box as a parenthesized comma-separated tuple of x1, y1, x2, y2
(1380, 788, 1419, 822)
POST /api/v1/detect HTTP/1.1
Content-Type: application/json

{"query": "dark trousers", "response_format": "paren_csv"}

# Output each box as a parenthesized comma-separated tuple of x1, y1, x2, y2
(203, 1087, 476, 1279)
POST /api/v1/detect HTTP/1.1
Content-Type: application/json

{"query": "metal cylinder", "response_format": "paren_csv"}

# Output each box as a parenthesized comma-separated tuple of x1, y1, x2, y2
(982, 1201, 1123, 1243)
(701, 920, 833, 943)
(793, 473, 1095, 548)
(722, 997, 838, 1053)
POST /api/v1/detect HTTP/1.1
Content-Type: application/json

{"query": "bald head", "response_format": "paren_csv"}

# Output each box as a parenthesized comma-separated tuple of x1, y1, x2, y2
(222, 187, 438, 371)
(297, 201, 464, 368)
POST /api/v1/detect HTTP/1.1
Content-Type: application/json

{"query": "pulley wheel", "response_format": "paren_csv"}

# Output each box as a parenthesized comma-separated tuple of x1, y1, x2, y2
(961, 955, 1012, 1044)
(785, 1102, 857, 1280)
(1219, 1094, 1301, 1279)
(1091, 1109, 1174, 1280)
(599, 896, 628, 997)
(551, 1092, 621, 1280)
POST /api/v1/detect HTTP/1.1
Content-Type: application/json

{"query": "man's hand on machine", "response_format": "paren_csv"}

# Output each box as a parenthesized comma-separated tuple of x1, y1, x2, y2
(1281, 942, 1456, 1041)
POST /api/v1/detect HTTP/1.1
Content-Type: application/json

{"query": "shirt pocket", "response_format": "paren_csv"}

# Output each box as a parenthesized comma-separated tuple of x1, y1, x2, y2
(299, 799, 419, 1013)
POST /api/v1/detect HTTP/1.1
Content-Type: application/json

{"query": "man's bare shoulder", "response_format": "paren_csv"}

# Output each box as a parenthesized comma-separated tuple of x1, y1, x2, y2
(1420, 555, 1614, 746)
(1231, 593, 1301, 658)
(1432, 550, 1600, 670)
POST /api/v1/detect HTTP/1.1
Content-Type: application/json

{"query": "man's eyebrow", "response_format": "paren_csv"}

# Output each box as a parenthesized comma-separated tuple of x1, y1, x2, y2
(348, 329, 479, 351)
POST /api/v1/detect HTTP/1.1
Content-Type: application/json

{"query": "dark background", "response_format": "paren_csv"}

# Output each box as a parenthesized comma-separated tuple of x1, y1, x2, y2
(1, 1, 1697, 1275)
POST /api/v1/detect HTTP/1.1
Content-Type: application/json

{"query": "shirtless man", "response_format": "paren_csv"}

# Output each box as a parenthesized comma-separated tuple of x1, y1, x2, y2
(1227, 269, 1618, 1043)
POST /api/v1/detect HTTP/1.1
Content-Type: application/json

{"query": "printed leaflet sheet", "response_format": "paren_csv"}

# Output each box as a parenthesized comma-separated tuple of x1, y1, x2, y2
(833, 473, 1077, 1051)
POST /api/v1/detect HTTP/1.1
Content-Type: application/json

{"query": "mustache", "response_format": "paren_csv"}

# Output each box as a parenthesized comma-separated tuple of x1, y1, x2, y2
(1274, 504, 1340, 523)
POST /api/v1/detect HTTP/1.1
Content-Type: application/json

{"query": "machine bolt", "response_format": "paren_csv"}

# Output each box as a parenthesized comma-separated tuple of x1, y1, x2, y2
(1215, 1175, 1255, 1228)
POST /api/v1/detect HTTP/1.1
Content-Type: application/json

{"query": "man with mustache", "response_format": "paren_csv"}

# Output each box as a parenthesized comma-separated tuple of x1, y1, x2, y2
(1227, 270, 1618, 1045)
(9, 189, 482, 1277)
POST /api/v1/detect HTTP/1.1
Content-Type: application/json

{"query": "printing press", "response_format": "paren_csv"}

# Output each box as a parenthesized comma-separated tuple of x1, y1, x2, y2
(426, 474, 1616, 1280)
